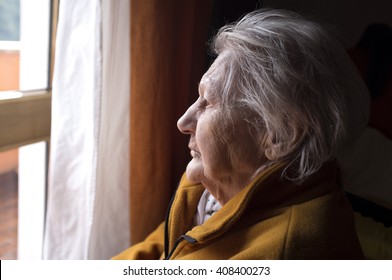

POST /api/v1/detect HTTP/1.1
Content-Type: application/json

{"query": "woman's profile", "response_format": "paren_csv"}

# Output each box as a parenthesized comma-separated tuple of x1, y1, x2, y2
(113, 9, 369, 260)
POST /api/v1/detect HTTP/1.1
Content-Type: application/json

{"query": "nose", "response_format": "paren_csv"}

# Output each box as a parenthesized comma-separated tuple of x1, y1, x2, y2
(177, 103, 197, 135)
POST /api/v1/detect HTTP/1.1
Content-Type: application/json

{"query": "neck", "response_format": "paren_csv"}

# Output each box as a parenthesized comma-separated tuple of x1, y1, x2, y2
(201, 169, 261, 205)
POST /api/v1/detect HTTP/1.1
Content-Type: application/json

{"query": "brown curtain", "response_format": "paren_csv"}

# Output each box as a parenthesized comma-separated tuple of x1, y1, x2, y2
(130, 0, 213, 244)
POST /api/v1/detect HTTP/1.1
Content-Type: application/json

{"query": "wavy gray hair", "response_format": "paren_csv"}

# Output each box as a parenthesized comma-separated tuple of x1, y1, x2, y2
(210, 9, 370, 183)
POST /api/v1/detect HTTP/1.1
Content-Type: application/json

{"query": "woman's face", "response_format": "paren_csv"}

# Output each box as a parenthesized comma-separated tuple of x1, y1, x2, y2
(177, 55, 264, 202)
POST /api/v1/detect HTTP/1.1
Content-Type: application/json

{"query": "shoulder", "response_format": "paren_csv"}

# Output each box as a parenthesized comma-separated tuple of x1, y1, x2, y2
(233, 188, 364, 259)
(281, 189, 364, 259)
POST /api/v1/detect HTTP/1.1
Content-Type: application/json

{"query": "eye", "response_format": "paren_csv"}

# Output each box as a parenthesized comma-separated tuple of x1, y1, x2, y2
(205, 98, 212, 108)
(201, 98, 214, 110)
(196, 97, 210, 109)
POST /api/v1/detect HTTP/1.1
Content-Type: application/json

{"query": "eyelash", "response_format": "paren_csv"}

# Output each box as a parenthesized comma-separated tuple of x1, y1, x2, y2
(203, 100, 212, 110)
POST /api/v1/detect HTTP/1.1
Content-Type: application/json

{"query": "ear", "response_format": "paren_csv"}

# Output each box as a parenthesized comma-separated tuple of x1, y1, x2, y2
(261, 132, 284, 161)
(262, 126, 306, 161)
(264, 143, 284, 161)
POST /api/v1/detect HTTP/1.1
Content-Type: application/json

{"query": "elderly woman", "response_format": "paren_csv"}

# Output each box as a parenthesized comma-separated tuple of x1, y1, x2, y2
(114, 9, 369, 259)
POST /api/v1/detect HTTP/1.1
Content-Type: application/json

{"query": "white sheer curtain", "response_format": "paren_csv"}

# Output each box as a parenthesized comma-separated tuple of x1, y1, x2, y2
(43, 0, 130, 259)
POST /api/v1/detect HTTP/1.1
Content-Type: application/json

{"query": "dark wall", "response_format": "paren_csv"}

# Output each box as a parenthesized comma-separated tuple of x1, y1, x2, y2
(263, 0, 392, 47)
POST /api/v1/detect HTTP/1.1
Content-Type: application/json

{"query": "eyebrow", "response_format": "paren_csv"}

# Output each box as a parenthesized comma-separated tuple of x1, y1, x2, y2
(199, 75, 215, 91)
(198, 81, 206, 97)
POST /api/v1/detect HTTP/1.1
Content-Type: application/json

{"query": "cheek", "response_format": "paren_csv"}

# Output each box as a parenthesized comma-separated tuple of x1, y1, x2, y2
(196, 116, 232, 177)
(198, 112, 264, 179)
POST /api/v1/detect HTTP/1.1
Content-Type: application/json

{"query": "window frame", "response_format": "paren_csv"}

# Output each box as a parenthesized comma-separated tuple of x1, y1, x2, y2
(0, 92, 51, 152)
(0, 0, 58, 153)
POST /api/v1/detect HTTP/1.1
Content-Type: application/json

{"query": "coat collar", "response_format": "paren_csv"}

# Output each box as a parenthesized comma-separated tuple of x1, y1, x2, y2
(168, 161, 338, 247)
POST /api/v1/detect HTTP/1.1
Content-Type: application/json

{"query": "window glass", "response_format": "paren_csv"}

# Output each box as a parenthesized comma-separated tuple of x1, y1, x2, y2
(0, 0, 50, 96)
(0, 0, 20, 41)
(0, 0, 20, 93)
(0, 148, 18, 260)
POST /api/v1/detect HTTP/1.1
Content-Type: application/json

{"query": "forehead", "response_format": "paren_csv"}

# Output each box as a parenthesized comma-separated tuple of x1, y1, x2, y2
(199, 53, 229, 95)
(206, 53, 228, 78)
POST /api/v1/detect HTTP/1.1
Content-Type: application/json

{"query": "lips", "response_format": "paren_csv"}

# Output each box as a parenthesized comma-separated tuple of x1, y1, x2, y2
(188, 138, 200, 157)
(189, 145, 200, 158)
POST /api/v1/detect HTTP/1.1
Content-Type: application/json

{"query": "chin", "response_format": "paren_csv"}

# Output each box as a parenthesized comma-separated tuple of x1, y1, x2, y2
(185, 159, 204, 183)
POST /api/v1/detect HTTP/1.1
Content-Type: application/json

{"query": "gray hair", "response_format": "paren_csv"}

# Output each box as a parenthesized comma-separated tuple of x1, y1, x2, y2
(210, 9, 370, 183)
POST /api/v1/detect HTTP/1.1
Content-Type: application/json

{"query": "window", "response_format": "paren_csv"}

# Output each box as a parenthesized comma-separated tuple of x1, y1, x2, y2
(0, 0, 58, 260)
(0, 0, 20, 94)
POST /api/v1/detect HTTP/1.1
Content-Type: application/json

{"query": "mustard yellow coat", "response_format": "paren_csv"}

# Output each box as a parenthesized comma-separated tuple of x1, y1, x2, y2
(113, 163, 364, 259)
